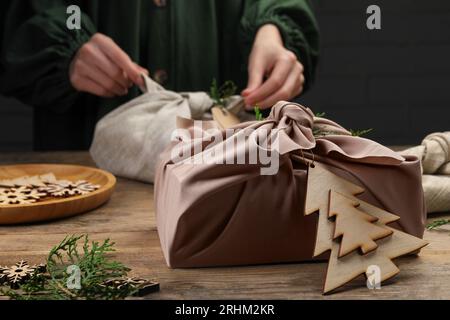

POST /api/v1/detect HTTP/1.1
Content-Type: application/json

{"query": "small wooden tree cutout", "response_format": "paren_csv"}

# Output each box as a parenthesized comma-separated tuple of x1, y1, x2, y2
(305, 163, 364, 216)
(323, 201, 428, 294)
(305, 163, 364, 256)
(304, 162, 428, 294)
(329, 191, 393, 257)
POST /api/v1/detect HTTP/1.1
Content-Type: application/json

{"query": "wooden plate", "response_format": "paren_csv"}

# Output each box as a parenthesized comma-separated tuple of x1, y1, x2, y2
(0, 164, 116, 225)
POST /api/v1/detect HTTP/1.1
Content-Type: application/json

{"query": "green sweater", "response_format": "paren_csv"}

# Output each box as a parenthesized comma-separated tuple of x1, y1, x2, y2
(0, 0, 319, 150)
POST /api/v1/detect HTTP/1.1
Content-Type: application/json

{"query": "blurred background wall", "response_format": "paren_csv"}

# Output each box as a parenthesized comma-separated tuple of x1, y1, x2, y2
(1, 0, 450, 151)
(299, 0, 450, 145)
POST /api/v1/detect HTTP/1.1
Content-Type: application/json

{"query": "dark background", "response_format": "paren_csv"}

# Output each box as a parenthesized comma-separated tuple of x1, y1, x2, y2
(1, 0, 450, 151)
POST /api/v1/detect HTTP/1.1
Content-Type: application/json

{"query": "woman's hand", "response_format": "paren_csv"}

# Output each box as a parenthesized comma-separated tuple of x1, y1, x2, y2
(242, 24, 305, 110)
(69, 33, 149, 98)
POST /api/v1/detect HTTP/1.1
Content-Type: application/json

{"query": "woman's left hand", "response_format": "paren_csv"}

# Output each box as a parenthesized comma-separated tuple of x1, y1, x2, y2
(242, 24, 305, 110)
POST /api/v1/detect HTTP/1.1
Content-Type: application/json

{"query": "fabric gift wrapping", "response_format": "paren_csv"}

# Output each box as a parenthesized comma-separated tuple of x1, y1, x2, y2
(90, 76, 250, 183)
(154, 102, 426, 268)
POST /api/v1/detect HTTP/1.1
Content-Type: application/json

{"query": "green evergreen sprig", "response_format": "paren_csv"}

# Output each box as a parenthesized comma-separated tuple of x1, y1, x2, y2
(1, 235, 135, 300)
(426, 219, 450, 230)
(254, 106, 264, 121)
(315, 111, 326, 117)
(313, 111, 373, 137)
(210, 79, 237, 107)
(349, 128, 373, 137)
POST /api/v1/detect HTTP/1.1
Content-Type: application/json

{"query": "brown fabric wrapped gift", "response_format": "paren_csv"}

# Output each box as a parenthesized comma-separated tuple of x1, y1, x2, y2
(155, 102, 426, 268)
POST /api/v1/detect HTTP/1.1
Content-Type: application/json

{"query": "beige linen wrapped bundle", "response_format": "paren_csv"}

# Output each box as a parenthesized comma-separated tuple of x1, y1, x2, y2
(90, 76, 246, 183)
(401, 132, 450, 213)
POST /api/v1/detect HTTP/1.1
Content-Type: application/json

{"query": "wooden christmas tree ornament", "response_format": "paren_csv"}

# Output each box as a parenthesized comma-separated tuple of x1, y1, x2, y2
(304, 162, 428, 294)
(305, 163, 365, 256)
(328, 191, 393, 257)
(323, 202, 428, 294)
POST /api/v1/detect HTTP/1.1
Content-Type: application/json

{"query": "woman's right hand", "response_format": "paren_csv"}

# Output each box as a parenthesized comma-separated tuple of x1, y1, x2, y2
(69, 33, 149, 97)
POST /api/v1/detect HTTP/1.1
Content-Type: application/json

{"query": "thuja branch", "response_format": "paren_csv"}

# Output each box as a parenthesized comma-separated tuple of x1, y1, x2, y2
(427, 219, 450, 230)
(210, 79, 237, 107)
(1, 235, 135, 300)
(350, 128, 373, 137)
(315, 111, 326, 117)
(254, 106, 264, 121)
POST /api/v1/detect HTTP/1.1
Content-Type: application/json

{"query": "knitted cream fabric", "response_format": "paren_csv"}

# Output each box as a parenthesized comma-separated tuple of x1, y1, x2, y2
(401, 132, 450, 213)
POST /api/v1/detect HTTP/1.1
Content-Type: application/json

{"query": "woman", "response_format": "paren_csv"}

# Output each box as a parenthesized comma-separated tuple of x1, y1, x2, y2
(0, 0, 319, 150)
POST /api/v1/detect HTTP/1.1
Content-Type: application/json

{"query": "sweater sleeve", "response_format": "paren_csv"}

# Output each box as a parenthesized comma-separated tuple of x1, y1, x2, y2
(0, 1, 96, 110)
(240, 0, 320, 91)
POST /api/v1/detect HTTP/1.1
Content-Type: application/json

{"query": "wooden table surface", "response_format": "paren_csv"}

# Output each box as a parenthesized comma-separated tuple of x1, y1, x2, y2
(0, 151, 449, 300)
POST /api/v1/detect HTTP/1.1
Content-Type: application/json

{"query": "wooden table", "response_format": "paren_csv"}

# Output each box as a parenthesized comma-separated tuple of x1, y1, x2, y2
(1, 151, 449, 300)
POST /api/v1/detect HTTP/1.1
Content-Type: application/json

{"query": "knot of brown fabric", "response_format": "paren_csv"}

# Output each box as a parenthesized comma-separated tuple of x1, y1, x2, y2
(265, 101, 317, 151)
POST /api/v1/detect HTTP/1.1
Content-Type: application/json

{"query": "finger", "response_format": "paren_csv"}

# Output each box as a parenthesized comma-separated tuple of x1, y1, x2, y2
(295, 65, 305, 96)
(257, 66, 302, 108)
(134, 63, 150, 76)
(73, 74, 115, 98)
(83, 77, 116, 98)
(87, 44, 131, 90)
(75, 59, 126, 96)
(89, 46, 131, 89)
(295, 84, 304, 97)
(124, 70, 133, 88)
(126, 72, 133, 88)
(93, 34, 144, 87)
(133, 63, 150, 90)
(295, 85, 304, 98)
(91, 65, 129, 96)
(244, 56, 294, 107)
(242, 53, 266, 98)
